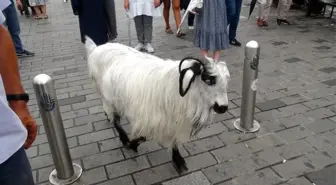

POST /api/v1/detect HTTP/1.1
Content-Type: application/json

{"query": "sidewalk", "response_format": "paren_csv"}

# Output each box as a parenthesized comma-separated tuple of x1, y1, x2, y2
(16, 0, 336, 185)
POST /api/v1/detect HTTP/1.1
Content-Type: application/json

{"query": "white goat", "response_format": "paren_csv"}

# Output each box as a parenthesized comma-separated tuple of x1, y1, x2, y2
(85, 36, 230, 173)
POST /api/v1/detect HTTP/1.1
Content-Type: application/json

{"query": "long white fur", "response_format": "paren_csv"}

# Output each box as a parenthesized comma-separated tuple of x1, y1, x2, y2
(85, 36, 230, 148)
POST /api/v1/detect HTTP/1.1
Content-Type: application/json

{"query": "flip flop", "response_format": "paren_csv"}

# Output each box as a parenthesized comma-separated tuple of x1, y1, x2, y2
(165, 28, 173, 34)
(176, 31, 186, 37)
(34, 16, 42, 19)
(43, 15, 49, 19)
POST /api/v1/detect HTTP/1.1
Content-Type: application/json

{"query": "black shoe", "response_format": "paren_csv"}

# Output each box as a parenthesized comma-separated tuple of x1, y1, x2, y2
(229, 39, 241, 47)
(16, 50, 35, 58)
(277, 18, 290, 25)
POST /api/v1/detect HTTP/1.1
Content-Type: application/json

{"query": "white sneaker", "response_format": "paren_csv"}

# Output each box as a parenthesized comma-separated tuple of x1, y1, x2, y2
(144, 43, 154, 53)
(134, 43, 144, 51)
(188, 26, 194, 30)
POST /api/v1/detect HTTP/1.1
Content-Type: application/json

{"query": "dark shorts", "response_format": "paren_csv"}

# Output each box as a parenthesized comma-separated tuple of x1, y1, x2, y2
(0, 146, 35, 185)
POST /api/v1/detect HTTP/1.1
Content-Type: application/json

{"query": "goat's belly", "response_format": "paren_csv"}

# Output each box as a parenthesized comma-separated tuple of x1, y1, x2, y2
(131, 119, 193, 147)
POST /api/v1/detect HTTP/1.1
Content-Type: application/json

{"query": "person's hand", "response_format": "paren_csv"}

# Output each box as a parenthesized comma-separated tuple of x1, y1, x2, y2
(10, 102, 38, 149)
(16, 0, 22, 10)
(124, 0, 130, 11)
(154, 0, 161, 8)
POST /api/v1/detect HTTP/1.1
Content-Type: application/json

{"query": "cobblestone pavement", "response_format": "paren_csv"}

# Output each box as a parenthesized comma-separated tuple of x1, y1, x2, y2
(16, 0, 336, 184)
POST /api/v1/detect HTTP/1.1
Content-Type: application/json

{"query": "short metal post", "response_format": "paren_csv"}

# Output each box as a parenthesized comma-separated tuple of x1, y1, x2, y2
(233, 41, 260, 133)
(33, 74, 82, 185)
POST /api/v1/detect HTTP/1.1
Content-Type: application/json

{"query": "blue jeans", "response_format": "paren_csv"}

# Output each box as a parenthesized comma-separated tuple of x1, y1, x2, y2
(0, 147, 35, 185)
(2, 0, 25, 53)
(226, 0, 243, 41)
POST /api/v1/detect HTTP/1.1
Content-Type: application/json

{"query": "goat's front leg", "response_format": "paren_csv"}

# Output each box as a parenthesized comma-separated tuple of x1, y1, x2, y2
(102, 100, 112, 122)
(172, 143, 188, 174)
(113, 113, 130, 146)
(128, 137, 146, 152)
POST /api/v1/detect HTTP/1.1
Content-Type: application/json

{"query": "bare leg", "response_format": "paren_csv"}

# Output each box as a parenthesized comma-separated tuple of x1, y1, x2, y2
(163, 0, 173, 33)
(213, 50, 221, 62)
(33, 6, 42, 18)
(172, 0, 185, 36)
(40, 5, 48, 18)
(172, 143, 188, 174)
(201, 50, 209, 58)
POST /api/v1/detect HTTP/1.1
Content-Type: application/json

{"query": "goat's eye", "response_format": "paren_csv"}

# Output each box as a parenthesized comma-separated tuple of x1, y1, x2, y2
(203, 76, 216, 86)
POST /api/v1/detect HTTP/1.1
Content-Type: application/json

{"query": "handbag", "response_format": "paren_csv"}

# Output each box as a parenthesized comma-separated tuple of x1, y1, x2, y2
(188, 0, 203, 15)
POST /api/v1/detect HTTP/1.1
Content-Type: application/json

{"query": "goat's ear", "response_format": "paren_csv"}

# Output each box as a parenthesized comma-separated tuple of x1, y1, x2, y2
(179, 63, 202, 97)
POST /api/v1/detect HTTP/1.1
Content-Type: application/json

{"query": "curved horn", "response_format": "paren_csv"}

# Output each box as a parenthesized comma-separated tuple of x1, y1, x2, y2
(178, 56, 206, 73)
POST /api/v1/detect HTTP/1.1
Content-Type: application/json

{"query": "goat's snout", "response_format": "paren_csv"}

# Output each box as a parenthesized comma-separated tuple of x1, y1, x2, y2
(213, 102, 228, 114)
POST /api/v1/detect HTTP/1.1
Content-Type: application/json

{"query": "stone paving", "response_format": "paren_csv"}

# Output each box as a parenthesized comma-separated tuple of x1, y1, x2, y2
(15, 0, 336, 184)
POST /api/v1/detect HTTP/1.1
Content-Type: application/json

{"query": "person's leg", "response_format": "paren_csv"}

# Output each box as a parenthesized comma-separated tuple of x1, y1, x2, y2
(33, 6, 42, 18)
(228, 0, 243, 46)
(225, 0, 235, 27)
(187, 13, 195, 28)
(133, 15, 145, 50)
(213, 50, 221, 62)
(258, 0, 273, 26)
(2, 1, 24, 53)
(276, 0, 291, 24)
(21, 0, 30, 16)
(201, 50, 210, 58)
(163, 0, 173, 33)
(172, 0, 185, 36)
(41, 5, 48, 18)
(0, 147, 35, 185)
(143, 15, 154, 53)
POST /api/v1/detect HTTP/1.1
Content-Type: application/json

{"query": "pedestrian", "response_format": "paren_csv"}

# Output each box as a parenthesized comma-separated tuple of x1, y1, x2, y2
(226, 0, 243, 46)
(194, 0, 229, 62)
(163, 0, 186, 37)
(71, 0, 110, 46)
(2, 0, 35, 58)
(28, 0, 48, 19)
(276, 0, 292, 25)
(124, 0, 161, 53)
(0, 6, 38, 185)
(257, 0, 273, 27)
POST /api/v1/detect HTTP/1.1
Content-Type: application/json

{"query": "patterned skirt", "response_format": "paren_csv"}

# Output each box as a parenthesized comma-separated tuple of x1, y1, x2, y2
(28, 0, 49, 6)
(193, 0, 229, 51)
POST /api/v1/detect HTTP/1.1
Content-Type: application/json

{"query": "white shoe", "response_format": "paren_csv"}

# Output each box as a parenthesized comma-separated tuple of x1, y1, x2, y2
(144, 43, 154, 53)
(63, 0, 67, 2)
(188, 26, 194, 30)
(134, 43, 144, 51)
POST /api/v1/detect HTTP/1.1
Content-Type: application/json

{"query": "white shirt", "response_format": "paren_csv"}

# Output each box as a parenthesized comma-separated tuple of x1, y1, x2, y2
(0, 0, 28, 164)
(128, 0, 161, 18)
(0, 76, 27, 164)
(0, 0, 11, 24)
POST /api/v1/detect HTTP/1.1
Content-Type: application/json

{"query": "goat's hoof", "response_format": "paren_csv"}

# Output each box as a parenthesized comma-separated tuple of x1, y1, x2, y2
(173, 162, 188, 174)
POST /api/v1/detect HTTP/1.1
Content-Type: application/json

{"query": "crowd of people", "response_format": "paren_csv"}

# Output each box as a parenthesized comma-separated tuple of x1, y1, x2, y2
(16, 0, 49, 19)
(71, 0, 293, 61)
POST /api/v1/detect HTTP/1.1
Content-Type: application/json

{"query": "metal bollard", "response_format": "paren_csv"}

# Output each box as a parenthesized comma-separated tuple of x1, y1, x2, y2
(233, 41, 260, 133)
(33, 74, 82, 185)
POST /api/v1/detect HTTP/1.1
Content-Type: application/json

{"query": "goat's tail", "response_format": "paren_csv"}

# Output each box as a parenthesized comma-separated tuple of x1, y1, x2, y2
(84, 36, 97, 56)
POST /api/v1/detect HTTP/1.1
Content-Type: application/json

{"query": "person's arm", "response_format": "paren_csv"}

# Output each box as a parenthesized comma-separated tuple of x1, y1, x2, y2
(0, 24, 37, 149)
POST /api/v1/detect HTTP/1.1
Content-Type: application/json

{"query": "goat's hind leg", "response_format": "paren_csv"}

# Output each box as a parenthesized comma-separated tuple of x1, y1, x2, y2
(113, 113, 130, 146)
(172, 143, 188, 174)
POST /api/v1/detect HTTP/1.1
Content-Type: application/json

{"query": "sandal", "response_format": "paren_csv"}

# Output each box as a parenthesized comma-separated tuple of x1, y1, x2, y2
(34, 16, 42, 19)
(43, 15, 49, 19)
(176, 31, 186, 37)
(165, 28, 173, 34)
